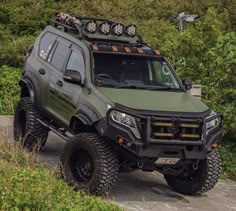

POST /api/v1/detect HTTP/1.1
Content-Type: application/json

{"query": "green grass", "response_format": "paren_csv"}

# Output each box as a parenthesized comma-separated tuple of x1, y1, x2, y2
(0, 65, 21, 115)
(0, 142, 121, 210)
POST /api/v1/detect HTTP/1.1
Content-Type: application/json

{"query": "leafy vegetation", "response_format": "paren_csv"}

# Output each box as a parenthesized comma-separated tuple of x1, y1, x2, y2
(0, 141, 120, 210)
(0, 0, 235, 179)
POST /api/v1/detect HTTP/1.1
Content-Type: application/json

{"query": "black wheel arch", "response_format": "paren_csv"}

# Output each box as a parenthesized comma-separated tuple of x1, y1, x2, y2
(19, 73, 41, 107)
(69, 112, 98, 134)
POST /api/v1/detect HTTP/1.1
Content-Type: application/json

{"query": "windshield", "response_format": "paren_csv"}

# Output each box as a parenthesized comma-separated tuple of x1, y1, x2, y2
(93, 53, 182, 90)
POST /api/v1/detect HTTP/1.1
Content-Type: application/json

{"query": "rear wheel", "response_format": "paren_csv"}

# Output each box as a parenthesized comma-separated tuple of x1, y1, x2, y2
(164, 150, 221, 195)
(60, 133, 119, 195)
(14, 97, 49, 150)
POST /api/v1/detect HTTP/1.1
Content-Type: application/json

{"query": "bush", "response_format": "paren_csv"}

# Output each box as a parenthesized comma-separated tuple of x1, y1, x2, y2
(0, 66, 21, 115)
(0, 142, 120, 210)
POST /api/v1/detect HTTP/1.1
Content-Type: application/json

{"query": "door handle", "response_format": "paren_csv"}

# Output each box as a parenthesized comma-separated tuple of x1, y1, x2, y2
(56, 80, 63, 87)
(39, 69, 46, 75)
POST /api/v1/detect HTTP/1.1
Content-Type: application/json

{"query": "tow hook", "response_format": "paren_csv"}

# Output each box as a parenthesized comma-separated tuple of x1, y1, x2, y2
(138, 159, 144, 168)
(193, 160, 199, 170)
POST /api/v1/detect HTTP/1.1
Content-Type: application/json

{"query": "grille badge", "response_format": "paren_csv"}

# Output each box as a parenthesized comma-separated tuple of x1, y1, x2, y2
(167, 126, 179, 134)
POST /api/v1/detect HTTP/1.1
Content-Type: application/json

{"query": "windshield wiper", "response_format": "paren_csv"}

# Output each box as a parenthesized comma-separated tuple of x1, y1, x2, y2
(145, 86, 184, 91)
(115, 85, 140, 89)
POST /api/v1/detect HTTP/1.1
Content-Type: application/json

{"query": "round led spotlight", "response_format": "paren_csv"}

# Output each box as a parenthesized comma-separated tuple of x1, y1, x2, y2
(126, 24, 137, 37)
(112, 23, 124, 36)
(85, 21, 97, 33)
(99, 22, 111, 35)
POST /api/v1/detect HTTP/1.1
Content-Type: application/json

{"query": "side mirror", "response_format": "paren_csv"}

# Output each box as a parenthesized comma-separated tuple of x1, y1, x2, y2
(182, 77, 192, 91)
(63, 69, 83, 86)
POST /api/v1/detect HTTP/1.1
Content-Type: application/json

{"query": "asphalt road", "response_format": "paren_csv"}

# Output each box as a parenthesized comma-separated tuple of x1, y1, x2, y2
(1, 116, 236, 211)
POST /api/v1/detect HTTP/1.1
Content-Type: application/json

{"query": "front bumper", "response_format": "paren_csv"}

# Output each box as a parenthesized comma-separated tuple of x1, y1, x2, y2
(101, 107, 224, 160)
(104, 121, 223, 160)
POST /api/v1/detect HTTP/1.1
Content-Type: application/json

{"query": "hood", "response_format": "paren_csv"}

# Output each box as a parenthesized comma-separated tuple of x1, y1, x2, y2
(98, 87, 209, 113)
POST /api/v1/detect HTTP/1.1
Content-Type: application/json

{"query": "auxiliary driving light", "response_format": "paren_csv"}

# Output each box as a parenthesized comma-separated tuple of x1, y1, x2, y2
(112, 23, 124, 36)
(126, 25, 137, 37)
(99, 22, 111, 35)
(85, 21, 97, 33)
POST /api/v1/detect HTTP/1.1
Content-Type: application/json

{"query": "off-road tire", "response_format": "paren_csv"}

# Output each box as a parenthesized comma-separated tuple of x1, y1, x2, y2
(164, 150, 221, 195)
(14, 97, 49, 150)
(60, 133, 119, 195)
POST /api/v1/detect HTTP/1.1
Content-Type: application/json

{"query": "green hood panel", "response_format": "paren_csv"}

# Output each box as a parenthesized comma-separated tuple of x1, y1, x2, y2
(98, 87, 209, 113)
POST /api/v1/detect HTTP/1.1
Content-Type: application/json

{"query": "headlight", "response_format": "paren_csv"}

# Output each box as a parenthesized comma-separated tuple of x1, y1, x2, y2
(206, 111, 221, 132)
(110, 110, 141, 139)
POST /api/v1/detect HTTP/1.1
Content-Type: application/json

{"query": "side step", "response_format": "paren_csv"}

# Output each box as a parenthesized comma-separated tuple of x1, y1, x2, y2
(37, 118, 73, 141)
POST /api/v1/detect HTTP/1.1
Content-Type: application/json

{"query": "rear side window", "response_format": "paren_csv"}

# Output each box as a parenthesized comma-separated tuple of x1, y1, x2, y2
(39, 32, 57, 60)
(66, 50, 85, 80)
(51, 42, 70, 72)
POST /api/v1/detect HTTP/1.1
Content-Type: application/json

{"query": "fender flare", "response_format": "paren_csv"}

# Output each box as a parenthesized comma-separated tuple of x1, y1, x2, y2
(19, 79, 35, 103)
(69, 106, 99, 133)
(19, 73, 41, 106)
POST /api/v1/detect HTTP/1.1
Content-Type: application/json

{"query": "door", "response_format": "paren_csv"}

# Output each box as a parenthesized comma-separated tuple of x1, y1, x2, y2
(34, 32, 57, 111)
(56, 44, 86, 125)
(47, 37, 71, 122)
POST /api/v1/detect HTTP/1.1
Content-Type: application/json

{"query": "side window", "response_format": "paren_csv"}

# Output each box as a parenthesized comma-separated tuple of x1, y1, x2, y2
(39, 32, 57, 60)
(66, 50, 85, 80)
(51, 42, 70, 72)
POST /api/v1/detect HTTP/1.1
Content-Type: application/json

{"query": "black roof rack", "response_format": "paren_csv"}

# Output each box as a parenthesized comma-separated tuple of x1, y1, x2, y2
(51, 13, 144, 44)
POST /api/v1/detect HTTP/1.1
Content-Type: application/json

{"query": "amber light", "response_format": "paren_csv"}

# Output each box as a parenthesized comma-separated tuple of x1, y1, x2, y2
(137, 48, 143, 54)
(118, 137, 124, 144)
(212, 143, 218, 148)
(124, 47, 131, 53)
(154, 50, 161, 55)
(112, 45, 118, 52)
(92, 45, 98, 51)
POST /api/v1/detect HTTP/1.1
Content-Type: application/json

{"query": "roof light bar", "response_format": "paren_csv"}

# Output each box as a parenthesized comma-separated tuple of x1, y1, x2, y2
(53, 13, 143, 43)
(85, 21, 97, 33)
(99, 22, 111, 35)
(112, 23, 124, 36)
(126, 25, 136, 37)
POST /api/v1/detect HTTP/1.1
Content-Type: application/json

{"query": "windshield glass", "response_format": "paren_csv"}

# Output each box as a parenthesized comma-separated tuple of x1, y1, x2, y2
(93, 53, 182, 90)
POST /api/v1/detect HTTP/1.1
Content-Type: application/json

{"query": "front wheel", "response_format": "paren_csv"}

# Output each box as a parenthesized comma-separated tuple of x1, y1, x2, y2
(164, 150, 221, 195)
(60, 133, 119, 195)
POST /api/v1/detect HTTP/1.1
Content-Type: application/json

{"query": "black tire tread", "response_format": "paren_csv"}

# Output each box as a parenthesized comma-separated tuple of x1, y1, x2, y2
(60, 133, 119, 195)
(14, 97, 49, 149)
(199, 150, 221, 193)
(164, 150, 221, 195)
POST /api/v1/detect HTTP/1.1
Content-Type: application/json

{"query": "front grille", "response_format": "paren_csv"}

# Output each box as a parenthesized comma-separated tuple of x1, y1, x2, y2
(151, 118, 202, 141)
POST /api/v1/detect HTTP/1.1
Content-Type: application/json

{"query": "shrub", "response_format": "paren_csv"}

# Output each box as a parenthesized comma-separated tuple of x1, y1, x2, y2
(0, 141, 120, 210)
(0, 65, 21, 114)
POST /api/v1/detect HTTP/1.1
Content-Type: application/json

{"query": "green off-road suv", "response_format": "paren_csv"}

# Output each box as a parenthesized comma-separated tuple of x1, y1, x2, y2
(14, 13, 224, 195)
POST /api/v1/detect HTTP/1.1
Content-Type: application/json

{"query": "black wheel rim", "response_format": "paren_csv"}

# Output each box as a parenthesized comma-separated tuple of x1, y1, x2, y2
(70, 149, 94, 183)
(18, 109, 27, 138)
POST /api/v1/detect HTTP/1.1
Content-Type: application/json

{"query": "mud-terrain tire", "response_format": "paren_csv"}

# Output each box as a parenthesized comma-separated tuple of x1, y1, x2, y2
(164, 150, 221, 195)
(14, 97, 49, 150)
(60, 133, 119, 195)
